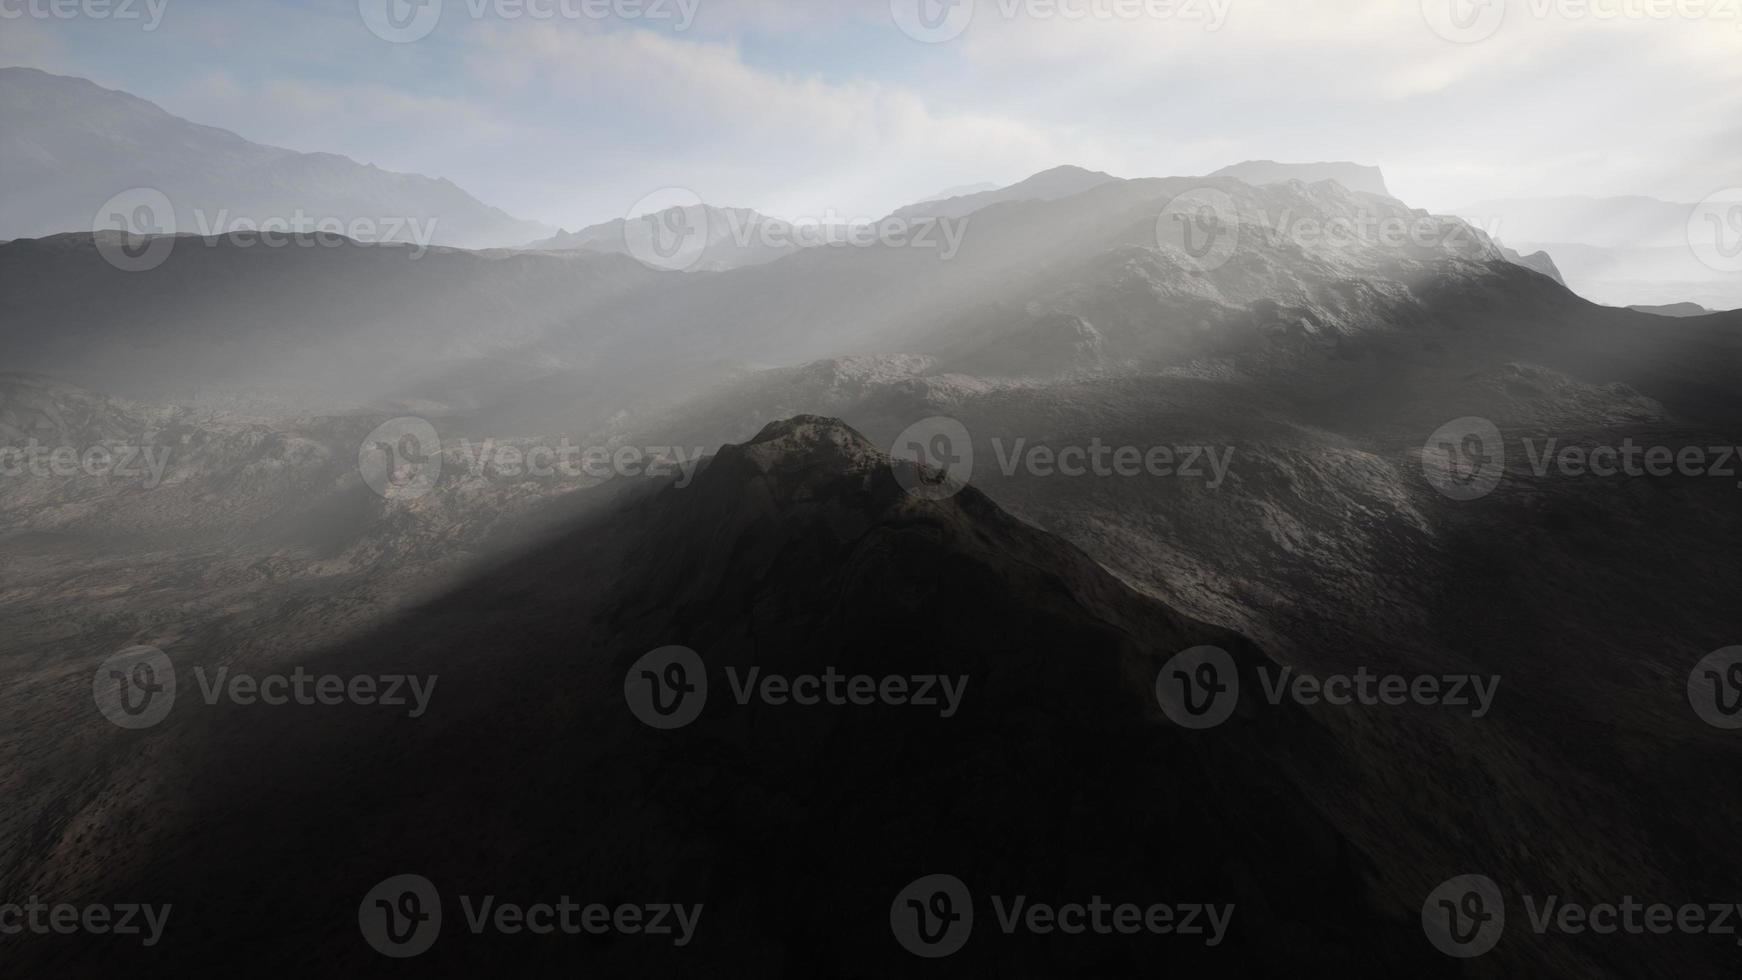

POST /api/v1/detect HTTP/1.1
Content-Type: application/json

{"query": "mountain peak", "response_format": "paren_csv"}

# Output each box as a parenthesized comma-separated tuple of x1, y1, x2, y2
(706, 415, 895, 499)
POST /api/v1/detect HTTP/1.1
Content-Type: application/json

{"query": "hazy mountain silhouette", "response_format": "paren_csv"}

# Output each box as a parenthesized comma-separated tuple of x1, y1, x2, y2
(0, 67, 553, 248)
(521, 204, 812, 271)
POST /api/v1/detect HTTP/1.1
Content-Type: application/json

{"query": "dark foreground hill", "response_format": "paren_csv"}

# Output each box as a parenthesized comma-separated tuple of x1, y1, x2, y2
(9, 418, 1446, 978)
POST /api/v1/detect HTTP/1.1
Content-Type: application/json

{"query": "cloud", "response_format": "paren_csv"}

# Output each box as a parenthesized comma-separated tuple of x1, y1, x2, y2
(6, 0, 1733, 225)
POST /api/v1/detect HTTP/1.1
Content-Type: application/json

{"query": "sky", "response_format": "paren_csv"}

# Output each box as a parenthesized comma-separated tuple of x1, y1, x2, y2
(4, 0, 1739, 229)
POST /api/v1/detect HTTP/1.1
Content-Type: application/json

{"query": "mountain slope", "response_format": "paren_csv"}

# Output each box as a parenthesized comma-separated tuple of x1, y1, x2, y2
(5, 417, 1440, 977)
(0, 67, 553, 248)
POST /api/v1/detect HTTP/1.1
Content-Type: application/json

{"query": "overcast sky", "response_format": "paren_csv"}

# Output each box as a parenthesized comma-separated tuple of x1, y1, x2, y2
(6, 0, 1739, 228)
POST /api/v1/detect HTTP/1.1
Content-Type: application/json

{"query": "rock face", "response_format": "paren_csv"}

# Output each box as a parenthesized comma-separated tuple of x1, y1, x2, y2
(0, 68, 553, 248)
(4, 416, 1440, 977)
(1210, 160, 1392, 198)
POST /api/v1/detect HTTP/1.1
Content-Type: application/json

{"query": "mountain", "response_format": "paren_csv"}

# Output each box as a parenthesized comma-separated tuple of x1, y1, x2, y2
(1630, 302, 1713, 317)
(4, 160, 1742, 977)
(0, 67, 553, 248)
(0, 173, 1535, 423)
(889, 164, 1120, 220)
(1209, 160, 1391, 197)
(0, 232, 666, 413)
(1, 416, 1442, 976)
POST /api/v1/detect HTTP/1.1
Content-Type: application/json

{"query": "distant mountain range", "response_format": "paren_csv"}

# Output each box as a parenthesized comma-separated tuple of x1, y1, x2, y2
(1450, 194, 1741, 311)
(521, 204, 817, 271)
(0, 67, 554, 248)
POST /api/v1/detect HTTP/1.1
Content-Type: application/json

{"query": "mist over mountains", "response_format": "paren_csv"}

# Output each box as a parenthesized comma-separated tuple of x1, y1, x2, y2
(2, 43, 1739, 980)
